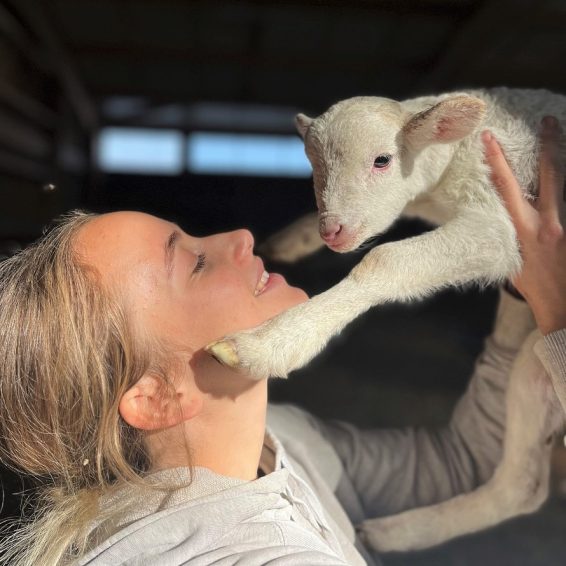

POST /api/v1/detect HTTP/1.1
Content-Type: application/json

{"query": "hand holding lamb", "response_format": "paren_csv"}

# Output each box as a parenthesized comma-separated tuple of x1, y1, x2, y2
(484, 119, 566, 335)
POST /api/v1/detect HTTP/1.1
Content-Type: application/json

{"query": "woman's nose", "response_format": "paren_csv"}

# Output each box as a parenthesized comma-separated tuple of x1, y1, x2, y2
(231, 229, 255, 262)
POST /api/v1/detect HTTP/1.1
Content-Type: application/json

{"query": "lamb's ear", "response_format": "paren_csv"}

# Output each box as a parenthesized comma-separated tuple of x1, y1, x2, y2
(402, 95, 486, 151)
(295, 113, 313, 139)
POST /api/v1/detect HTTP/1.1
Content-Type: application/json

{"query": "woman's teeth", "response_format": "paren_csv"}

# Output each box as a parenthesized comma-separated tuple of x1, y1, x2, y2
(254, 270, 270, 296)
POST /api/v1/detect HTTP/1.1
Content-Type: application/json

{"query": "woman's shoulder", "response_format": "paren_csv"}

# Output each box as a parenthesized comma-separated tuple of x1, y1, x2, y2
(80, 464, 346, 565)
(267, 403, 344, 490)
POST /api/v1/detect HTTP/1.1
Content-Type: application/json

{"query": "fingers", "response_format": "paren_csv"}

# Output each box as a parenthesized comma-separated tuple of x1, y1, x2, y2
(538, 116, 565, 226)
(482, 130, 530, 227)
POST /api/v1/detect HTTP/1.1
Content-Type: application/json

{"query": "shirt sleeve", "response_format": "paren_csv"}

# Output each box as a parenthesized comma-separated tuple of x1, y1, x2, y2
(315, 289, 536, 518)
(533, 329, 566, 414)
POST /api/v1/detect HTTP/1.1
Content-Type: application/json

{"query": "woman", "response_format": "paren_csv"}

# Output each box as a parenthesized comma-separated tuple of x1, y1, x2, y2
(0, 119, 564, 565)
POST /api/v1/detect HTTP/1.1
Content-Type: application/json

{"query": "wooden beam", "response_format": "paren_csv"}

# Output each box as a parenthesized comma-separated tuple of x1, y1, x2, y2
(5, 0, 98, 133)
(105, 0, 477, 17)
(0, 148, 53, 182)
(0, 2, 50, 73)
(0, 107, 53, 159)
(0, 82, 58, 130)
(68, 43, 397, 74)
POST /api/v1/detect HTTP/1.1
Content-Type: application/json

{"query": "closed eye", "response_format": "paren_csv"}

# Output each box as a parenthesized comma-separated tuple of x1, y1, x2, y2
(193, 253, 206, 273)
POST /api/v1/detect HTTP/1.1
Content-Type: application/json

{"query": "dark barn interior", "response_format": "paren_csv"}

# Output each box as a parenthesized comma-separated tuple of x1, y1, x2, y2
(1, 0, 566, 564)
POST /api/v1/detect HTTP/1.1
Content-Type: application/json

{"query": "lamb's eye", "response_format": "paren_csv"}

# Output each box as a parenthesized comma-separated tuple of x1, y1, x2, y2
(373, 154, 391, 169)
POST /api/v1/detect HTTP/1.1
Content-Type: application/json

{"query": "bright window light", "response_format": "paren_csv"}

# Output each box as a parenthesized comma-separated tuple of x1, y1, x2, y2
(97, 127, 184, 174)
(188, 132, 312, 177)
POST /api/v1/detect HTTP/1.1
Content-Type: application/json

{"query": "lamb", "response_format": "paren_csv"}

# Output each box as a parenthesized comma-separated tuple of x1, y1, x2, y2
(206, 88, 566, 551)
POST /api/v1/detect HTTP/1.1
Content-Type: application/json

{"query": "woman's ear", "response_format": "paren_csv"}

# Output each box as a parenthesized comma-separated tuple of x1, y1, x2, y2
(119, 373, 203, 431)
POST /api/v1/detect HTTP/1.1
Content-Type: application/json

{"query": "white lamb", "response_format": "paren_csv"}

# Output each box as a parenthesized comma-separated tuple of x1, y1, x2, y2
(207, 88, 566, 551)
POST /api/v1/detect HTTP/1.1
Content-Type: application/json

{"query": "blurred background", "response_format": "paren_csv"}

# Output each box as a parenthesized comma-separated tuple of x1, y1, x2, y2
(1, 0, 566, 564)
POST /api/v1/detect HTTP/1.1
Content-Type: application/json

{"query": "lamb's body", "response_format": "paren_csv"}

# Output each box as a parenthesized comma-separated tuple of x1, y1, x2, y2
(207, 88, 566, 551)
(408, 87, 562, 196)
(404, 88, 564, 227)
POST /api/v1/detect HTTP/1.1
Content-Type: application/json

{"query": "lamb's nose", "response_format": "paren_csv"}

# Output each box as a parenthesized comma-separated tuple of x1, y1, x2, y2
(320, 221, 343, 243)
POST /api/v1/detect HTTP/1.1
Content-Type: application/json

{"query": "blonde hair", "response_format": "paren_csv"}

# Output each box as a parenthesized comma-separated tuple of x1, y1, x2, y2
(0, 210, 165, 565)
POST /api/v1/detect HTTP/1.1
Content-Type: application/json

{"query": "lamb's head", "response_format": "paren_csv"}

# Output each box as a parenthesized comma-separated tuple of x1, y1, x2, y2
(296, 94, 486, 252)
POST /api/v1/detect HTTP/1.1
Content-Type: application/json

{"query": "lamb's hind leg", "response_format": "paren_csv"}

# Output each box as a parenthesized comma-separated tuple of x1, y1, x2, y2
(258, 212, 324, 263)
(359, 330, 563, 553)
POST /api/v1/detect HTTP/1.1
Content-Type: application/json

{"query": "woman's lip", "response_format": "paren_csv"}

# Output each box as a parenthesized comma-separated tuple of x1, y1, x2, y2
(253, 257, 286, 295)
(261, 272, 284, 294)
(254, 269, 269, 296)
(255, 257, 265, 287)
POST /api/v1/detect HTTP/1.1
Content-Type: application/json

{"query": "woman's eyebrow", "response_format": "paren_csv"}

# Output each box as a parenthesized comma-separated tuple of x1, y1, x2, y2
(164, 230, 180, 278)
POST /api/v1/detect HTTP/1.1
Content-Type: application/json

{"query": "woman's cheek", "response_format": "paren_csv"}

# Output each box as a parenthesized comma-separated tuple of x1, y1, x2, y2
(200, 278, 262, 335)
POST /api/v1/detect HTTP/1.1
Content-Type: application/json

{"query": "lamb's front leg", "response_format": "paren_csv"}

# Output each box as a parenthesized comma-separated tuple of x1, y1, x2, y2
(207, 214, 519, 379)
(206, 274, 373, 379)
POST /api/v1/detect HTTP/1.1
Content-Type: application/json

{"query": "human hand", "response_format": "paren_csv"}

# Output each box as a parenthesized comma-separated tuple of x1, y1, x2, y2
(482, 116, 566, 335)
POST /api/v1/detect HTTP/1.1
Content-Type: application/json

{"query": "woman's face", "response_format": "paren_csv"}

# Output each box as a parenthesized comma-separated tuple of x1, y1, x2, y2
(77, 211, 308, 353)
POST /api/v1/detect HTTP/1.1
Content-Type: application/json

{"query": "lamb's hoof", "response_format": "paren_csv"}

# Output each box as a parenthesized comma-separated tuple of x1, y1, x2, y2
(205, 323, 291, 380)
(205, 339, 240, 368)
(205, 336, 268, 380)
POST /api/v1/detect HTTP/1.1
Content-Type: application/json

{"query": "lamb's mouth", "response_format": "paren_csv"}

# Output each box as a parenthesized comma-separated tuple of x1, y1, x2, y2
(327, 231, 371, 253)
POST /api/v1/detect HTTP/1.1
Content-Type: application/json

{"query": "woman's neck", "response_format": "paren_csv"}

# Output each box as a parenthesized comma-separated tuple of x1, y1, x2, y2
(149, 374, 269, 481)
(189, 378, 268, 480)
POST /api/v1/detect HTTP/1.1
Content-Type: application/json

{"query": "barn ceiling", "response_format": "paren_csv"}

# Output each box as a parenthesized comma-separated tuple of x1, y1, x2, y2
(44, 0, 566, 121)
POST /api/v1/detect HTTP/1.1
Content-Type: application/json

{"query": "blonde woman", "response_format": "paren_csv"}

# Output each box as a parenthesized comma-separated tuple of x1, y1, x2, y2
(0, 120, 564, 565)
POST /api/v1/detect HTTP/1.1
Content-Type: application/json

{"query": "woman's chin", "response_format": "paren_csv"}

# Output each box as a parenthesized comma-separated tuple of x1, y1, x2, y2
(294, 287, 309, 303)
(259, 290, 308, 324)
(277, 286, 309, 313)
